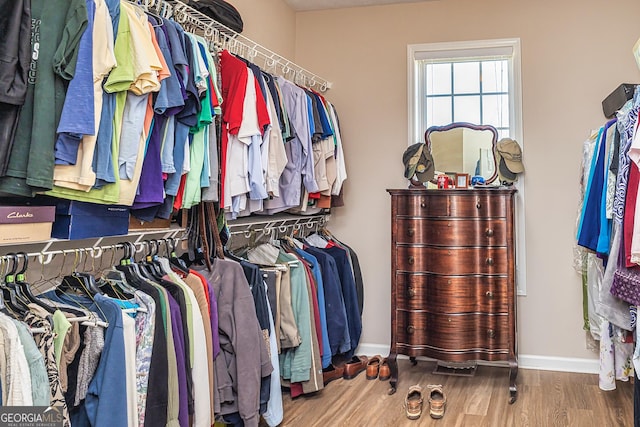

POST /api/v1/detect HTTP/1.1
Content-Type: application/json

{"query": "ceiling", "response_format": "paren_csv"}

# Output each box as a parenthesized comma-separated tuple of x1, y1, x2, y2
(283, 0, 435, 12)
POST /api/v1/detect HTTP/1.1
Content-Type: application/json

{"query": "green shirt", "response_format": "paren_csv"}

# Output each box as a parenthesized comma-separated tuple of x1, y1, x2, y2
(52, 309, 71, 368)
(0, 0, 87, 197)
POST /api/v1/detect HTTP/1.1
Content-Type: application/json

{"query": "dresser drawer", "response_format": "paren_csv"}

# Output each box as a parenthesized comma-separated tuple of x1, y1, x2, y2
(395, 272, 509, 313)
(394, 193, 509, 218)
(396, 310, 509, 351)
(396, 246, 508, 274)
(395, 218, 507, 246)
(449, 194, 507, 218)
(394, 194, 449, 217)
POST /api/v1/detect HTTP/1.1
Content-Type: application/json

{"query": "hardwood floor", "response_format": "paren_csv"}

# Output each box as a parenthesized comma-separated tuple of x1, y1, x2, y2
(275, 359, 634, 426)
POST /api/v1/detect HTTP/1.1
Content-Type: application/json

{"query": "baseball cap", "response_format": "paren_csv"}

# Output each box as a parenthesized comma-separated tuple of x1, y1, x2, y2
(496, 138, 524, 174)
(402, 143, 435, 183)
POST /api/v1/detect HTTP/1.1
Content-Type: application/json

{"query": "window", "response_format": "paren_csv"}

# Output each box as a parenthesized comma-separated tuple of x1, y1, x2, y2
(407, 38, 527, 295)
(423, 60, 510, 138)
(408, 38, 522, 145)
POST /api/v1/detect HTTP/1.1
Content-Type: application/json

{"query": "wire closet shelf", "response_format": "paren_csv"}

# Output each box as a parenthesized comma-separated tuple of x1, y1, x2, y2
(139, 0, 333, 92)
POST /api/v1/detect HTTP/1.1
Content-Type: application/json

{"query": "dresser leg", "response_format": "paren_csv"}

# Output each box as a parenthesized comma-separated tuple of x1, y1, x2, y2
(388, 352, 398, 395)
(508, 358, 518, 404)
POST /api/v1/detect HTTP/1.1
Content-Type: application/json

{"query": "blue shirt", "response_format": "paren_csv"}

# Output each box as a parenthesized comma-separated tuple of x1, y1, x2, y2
(295, 248, 331, 369)
(42, 291, 128, 427)
(303, 246, 351, 356)
(54, 0, 96, 165)
(323, 246, 362, 357)
(152, 16, 184, 117)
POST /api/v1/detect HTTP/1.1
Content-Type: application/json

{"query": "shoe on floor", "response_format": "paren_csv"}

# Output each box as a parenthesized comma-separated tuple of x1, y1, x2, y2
(366, 355, 382, 380)
(404, 384, 423, 420)
(322, 364, 344, 385)
(343, 355, 368, 379)
(378, 358, 390, 381)
(428, 384, 446, 419)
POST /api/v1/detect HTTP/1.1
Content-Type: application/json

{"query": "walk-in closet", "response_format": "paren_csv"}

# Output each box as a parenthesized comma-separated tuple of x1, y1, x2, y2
(0, 0, 640, 425)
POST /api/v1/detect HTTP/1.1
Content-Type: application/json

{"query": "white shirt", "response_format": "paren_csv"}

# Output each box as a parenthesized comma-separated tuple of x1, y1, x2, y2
(0, 314, 33, 406)
(122, 312, 139, 427)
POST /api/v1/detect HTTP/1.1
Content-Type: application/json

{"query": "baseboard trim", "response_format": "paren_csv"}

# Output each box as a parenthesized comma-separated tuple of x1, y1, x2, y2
(517, 355, 599, 374)
(355, 343, 599, 374)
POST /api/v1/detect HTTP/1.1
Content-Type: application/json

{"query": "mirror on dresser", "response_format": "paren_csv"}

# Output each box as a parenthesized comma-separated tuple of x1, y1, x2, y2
(425, 122, 498, 184)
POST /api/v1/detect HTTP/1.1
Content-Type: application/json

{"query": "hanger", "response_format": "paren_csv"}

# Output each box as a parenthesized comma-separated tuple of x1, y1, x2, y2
(148, 239, 168, 275)
(137, 0, 165, 27)
(58, 250, 102, 296)
(0, 255, 29, 316)
(41, 250, 109, 328)
(117, 241, 158, 284)
(164, 238, 189, 275)
(140, 240, 165, 280)
(14, 252, 56, 314)
(4, 252, 32, 308)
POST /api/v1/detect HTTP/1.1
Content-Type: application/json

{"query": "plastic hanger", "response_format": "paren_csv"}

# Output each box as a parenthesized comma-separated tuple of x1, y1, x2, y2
(140, 240, 165, 281)
(14, 252, 56, 314)
(58, 250, 102, 296)
(0, 254, 29, 316)
(165, 238, 189, 275)
(4, 252, 32, 308)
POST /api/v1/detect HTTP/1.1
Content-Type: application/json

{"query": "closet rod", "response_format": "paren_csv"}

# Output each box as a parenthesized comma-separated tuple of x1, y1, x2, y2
(227, 213, 329, 236)
(150, 0, 333, 91)
(1, 235, 187, 265)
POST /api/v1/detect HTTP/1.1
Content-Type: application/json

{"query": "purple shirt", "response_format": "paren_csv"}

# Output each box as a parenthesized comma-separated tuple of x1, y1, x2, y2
(206, 279, 220, 359)
(132, 115, 167, 209)
(167, 293, 189, 427)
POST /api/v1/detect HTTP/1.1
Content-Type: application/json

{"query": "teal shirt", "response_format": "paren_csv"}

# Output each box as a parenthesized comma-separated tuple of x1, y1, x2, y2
(277, 251, 312, 383)
(12, 320, 50, 406)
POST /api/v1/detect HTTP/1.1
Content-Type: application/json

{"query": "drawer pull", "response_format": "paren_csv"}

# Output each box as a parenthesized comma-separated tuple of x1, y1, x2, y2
(487, 329, 496, 339)
(407, 287, 416, 298)
(407, 228, 415, 237)
(485, 229, 494, 237)
(407, 325, 415, 334)
(486, 257, 494, 266)
(408, 256, 415, 265)
(486, 291, 494, 299)
(420, 201, 426, 208)
(476, 201, 482, 210)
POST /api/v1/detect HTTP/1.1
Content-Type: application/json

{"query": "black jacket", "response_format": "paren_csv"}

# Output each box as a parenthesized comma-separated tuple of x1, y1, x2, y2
(0, 0, 31, 105)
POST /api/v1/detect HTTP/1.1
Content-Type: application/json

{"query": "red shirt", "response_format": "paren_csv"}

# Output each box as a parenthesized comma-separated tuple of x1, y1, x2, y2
(219, 50, 249, 204)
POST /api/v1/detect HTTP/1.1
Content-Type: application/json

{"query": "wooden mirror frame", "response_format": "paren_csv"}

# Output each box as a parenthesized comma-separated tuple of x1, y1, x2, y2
(425, 122, 499, 185)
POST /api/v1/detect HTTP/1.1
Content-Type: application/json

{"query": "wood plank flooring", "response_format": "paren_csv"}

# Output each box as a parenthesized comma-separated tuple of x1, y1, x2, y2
(273, 359, 634, 426)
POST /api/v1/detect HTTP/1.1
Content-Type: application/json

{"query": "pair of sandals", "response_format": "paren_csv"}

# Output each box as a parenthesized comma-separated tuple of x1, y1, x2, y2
(405, 384, 446, 420)
(365, 355, 390, 380)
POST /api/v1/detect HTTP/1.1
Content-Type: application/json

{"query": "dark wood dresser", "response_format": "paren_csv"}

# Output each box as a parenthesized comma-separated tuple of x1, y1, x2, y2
(386, 188, 518, 403)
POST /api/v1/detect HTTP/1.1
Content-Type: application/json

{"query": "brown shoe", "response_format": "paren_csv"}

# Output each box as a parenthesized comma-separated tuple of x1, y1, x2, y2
(378, 358, 390, 381)
(366, 355, 382, 380)
(428, 384, 446, 419)
(343, 355, 368, 379)
(404, 384, 424, 420)
(322, 364, 344, 385)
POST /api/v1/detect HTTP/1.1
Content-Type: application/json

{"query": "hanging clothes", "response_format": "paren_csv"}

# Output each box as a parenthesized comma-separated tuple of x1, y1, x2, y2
(196, 258, 272, 427)
(0, 0, 88, 197)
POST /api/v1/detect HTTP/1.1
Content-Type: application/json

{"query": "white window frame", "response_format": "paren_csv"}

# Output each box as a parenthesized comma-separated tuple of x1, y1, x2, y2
(407, 38, 527, 295)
